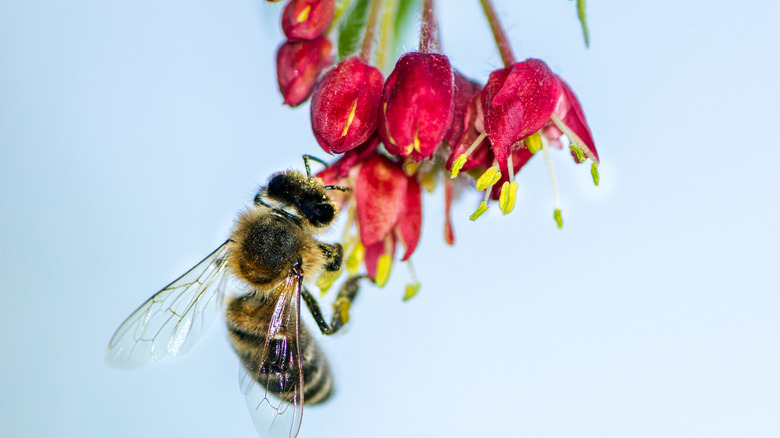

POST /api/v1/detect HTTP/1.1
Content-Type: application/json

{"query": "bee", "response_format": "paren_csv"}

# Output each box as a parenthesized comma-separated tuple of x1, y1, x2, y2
(106, 156, 363, 438)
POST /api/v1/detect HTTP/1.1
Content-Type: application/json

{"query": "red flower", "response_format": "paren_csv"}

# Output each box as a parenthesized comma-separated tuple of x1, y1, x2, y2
(443, 71, 481, 150)
(310, 57, 384, 154)
(378, 52, 455, 161)
(281, 0, 335, 41)
(275, 37, 332, 107)
(353, 155, 422, 282)
(482, 58, 561, 173)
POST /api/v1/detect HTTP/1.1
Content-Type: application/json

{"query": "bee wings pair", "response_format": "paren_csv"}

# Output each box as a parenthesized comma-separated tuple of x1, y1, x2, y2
(106, 241, 306, 438)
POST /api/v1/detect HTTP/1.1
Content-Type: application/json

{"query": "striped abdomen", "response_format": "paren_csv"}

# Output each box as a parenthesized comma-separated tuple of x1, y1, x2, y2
(225, 294, 332, 405)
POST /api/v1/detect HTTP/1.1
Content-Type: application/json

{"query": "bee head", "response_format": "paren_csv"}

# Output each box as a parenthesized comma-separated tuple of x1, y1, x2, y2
(259, 170, 337, 228)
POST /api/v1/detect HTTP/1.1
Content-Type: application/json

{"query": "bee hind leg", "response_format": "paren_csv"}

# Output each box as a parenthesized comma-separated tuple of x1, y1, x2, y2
(301, 275, 365, 335)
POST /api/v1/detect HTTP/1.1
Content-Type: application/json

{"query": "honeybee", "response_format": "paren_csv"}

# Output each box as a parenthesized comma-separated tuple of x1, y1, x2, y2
(106, 156, 362, 438)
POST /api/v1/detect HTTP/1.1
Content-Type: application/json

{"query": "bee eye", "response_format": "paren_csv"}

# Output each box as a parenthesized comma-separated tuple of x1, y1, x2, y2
(266, 173, 295, 203)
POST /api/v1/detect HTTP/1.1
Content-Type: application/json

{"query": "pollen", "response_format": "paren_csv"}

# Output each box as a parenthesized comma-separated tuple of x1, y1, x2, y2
(375, 254, 393, 288)
(554, 208, 563, 229)
(525, 132, 543, 154)
(403, 281, 420, 301)
(450, 154, 468, 178)
(569, 144, 586, 163)
(340, 99, 358, 137)
(296, 5, 311, 23)
(475, 166, 501, 191)
(499, 181, 518, 215)
(591, 162, 600, 186)
(335, 296, 351, 324)
(316, 269, 342, 296)
(469, 201, 489, 221)
(346, 241, 365, 276)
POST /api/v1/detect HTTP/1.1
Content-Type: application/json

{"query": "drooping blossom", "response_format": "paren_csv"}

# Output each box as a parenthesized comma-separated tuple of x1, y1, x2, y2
(281, 0, 335, 41)
(310, 57, 384, 154)
(378, 52, 455, 161)
(353, 155, 422, 284)
(275, 37, 332, 107)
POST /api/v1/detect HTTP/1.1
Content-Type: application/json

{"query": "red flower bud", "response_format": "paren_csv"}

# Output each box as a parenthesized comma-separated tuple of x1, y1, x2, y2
(378, 52, 455, 161)
(276, 37, 332, 107)
(311, 57, 384, 154)
(281, 0, 335, 41)
(482, 58, 560, 170)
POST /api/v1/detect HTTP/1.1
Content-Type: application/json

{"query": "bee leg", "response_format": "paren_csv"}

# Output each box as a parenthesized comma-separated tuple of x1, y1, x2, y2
(301, 275, 365, 335)
(318, 243, 343, 272)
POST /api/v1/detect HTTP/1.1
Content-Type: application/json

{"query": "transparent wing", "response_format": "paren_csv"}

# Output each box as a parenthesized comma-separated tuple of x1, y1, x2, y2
(106, 241, 231, 369)
(239, 272, 305, 438)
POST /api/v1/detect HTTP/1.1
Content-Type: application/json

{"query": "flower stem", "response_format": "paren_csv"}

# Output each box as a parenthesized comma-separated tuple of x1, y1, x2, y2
(478, 0, 515, 67)
(359, 0, 385, 63)
(419, 0, 440, 53)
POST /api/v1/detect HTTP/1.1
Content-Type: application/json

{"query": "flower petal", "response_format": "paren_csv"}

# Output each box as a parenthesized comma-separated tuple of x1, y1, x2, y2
(354, 155, 407, 246)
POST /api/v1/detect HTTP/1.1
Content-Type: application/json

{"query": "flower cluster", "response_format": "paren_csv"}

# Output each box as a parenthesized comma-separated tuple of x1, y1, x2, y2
(269, 0, 598, 297)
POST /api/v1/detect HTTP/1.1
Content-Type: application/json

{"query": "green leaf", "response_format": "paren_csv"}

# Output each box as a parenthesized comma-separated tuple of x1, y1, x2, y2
(337, 0, 370, 59)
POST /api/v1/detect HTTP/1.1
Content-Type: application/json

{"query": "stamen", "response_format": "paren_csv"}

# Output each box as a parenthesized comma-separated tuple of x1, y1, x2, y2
(569, 144, 585, 163)
(403, 260, 420, 301)
(412, 128, 421, 153)
(541, 135, 563, 229)
(346, 240, 365, 276)
(403, 282, 420, 301)
(403, 159, 421, 175)
(375, 254, 392, 287)
(550, 113, 598, 163)
(591, 162, 600, 186)
(296, 5, 311, 23)
(469, 189, 491, 221)
(475, 166, 501, 191)
(525, 132, 543, 154)
(499, 151, 518, 215)
(341, 99, 358, 137)
(450, 132, 488, 178)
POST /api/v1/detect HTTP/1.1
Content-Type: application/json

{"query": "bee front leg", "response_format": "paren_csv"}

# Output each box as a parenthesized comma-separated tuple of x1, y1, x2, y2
(301, 275, 365, 336)
(318, 243, 343, 272)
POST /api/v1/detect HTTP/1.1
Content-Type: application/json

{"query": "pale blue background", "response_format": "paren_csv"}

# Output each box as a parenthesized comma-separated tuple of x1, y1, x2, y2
(2, 1, 779, 437)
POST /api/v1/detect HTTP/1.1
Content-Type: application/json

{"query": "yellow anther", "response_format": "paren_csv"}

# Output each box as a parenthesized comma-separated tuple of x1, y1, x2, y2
(450, 154, 468, 178)
(403, 282, 421, 301)
(346, 241, 365, 276)
(296, 5, 311, 23)
(469, 201, 489, 221)
(340, 99, 358, 137)
(569, 144, 585, 163)
(334, 297, 351, 324)
(499, 181, 518, 215)
(420, 169, 437, 193)
(412, 129, 421, 153)
(403, 159, 420, 175)
(554, 209, 563, 229)
(591, 162, 600, 186)
(525, 132, 543, 154)
(375, 254, 393, 288)
(316, 269, 342, 296)
(475, 166, 501, 191)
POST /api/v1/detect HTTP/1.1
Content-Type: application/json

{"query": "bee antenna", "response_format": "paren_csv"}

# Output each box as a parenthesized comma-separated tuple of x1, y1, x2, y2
(302, 154, 329, 178)
(324, 185, 351, 192)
